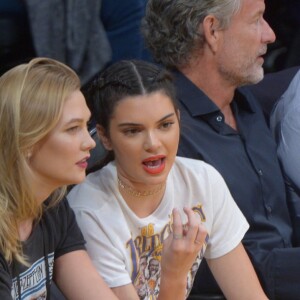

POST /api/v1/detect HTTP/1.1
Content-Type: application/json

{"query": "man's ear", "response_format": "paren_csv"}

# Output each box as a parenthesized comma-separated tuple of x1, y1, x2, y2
(96, 124, 113, 151)
(202, 15, 221, 53)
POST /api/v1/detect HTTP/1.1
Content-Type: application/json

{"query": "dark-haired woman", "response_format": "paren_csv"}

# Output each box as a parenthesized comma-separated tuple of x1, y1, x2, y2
(68, 60, 268, 300)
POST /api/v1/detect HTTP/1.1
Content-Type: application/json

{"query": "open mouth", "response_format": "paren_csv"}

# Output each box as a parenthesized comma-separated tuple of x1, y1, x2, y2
(142, 157, 166, 174)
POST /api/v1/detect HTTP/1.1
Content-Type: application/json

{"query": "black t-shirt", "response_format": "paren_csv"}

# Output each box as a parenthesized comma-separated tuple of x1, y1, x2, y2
(0, 198, 85, 300)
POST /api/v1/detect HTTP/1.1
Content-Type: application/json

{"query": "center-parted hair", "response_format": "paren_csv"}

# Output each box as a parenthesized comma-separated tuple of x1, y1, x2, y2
(85, 59, 178, 169)
(142, 0, 241, 69)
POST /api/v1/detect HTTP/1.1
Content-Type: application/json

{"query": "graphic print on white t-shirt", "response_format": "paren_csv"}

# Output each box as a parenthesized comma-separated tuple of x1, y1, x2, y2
(130, 204, 208, 299)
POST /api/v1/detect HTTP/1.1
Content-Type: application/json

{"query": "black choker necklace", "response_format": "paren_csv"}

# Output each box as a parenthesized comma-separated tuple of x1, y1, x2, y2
(117, 176, 165, 197)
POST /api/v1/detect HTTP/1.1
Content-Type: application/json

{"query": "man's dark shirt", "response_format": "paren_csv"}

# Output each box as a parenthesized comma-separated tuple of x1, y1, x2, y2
(174, 71, 300, 299)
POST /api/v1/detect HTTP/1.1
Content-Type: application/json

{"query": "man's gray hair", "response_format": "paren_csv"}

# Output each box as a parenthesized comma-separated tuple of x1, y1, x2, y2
(142, 0, 241, 69)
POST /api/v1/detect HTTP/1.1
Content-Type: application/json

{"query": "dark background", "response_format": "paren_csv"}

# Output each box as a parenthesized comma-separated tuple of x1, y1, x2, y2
(264, 0, 300, 72)
(0, 0, 300, 76)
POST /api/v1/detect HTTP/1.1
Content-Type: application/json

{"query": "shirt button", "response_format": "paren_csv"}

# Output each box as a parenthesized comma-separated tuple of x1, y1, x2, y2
(216, 115, 223, 122)
(266, 205, 272, 213)
(258, 169, 263, 176)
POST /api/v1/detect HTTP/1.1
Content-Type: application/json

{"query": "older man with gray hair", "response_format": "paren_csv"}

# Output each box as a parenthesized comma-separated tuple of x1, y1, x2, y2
(143, 0, 300, 299)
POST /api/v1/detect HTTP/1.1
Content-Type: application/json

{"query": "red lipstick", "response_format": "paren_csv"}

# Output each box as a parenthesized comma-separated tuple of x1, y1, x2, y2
(142, 155, 166, 175)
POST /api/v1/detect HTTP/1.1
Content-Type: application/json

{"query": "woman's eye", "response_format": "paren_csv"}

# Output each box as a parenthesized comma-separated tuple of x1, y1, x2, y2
(160, 121, 174, 129)
(123, 128, 140, 136)
(67, 126, 80, 133)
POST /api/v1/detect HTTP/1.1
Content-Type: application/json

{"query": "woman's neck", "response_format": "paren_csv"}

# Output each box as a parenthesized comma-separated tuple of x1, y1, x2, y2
(18, 219, 34, 241)
(117, 176, 166, 218)
(28, 172, 57, 205)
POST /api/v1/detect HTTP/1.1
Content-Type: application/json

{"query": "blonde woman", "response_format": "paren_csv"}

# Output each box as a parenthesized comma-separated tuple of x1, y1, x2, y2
(0, 58, 118, 300)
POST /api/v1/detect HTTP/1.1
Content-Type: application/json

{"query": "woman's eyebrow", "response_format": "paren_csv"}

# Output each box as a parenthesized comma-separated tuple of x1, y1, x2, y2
(118, 112, 176, 128)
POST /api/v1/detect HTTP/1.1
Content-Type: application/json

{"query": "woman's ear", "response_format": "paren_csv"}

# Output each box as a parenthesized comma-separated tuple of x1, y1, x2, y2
(96, 124, 113, 151)
(25, 146, 34, 161)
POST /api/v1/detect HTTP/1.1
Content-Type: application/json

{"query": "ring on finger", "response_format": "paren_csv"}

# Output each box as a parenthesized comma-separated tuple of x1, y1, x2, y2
(173, 233, 183, 240)
(183, 224, 188, 231)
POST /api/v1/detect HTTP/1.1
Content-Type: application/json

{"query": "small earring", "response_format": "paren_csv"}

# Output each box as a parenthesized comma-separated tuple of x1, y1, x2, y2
(26, 152, 32, 160)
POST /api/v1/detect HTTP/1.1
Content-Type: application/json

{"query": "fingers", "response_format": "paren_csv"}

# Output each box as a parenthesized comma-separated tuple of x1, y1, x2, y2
(172, 208, 183, 240)
(183, 207, 206, 246)
(194, 224, 207, 247)
(171, 207, 207, 247)
(162, 208, 207, 278)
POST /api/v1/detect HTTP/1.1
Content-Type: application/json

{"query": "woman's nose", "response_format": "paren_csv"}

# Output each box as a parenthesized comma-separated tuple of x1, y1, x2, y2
(143, 131, 161, 151)
(82, 129, 96, 150)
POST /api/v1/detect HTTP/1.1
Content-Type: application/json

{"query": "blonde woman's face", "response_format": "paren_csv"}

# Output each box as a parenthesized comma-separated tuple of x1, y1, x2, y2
(29, 90, 95, 195)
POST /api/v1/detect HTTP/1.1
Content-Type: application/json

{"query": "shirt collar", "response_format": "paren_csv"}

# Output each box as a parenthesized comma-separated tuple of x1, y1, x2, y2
(173, 70, 256, 116)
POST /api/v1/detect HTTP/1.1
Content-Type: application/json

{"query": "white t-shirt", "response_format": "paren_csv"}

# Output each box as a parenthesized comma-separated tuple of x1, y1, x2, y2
(68, 156, 248, 299)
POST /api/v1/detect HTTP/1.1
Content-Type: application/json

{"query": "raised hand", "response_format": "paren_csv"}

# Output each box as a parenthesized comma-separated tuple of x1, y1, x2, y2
(157, 207, 207, 299)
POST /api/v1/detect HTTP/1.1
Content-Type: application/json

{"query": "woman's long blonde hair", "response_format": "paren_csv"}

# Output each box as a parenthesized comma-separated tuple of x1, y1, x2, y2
(0, 58, 80, 264)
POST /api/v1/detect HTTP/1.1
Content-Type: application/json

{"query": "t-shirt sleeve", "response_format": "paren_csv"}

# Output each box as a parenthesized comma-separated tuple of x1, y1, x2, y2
(277, 106, 300, 190)
(204, 166, 249, 259)
(71, 207, 132, 288)
(0, 254, 13, 300)
(271, 69, 300, 191)
(47, 198, 86, 259)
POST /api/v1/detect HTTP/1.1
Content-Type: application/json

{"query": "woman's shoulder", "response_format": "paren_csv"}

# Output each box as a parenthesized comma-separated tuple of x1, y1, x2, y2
(174, 156, 219, 175)
(172, 156, 226, 189)
(67, 162, 117, 211)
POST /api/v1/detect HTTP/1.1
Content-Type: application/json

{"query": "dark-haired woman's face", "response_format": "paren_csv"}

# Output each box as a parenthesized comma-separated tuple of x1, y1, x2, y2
(102, 91, 180, 187)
